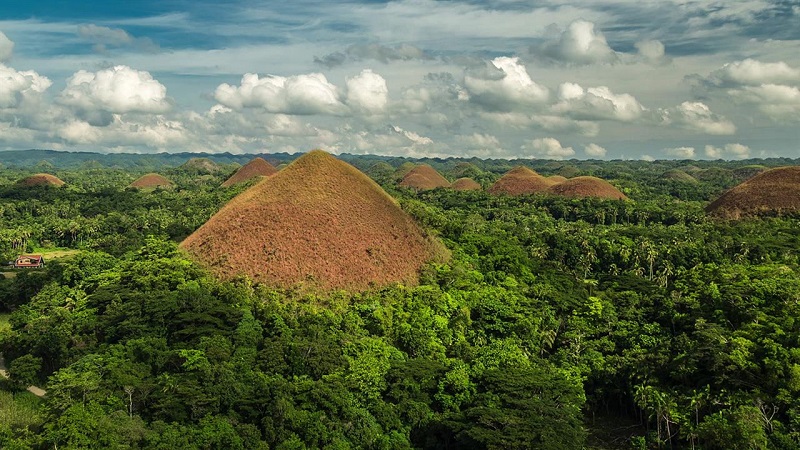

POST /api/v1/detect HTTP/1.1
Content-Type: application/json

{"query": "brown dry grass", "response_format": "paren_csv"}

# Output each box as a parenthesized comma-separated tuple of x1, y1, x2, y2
(399, 165, 450, 190)
(547, 176, 628, 200)
(17, 173, 65, 187)
(548, 175, 568, 183)
(451, 177, 482, 191)
(221, 157, 278, 187)
(488, 166, 554, 196)
(706, 166, 800, 218)
(181, 150, 449, 291)
(129, 173, 174, 189)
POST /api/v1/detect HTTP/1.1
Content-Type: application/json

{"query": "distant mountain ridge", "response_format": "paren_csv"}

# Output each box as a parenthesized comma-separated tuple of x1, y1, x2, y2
(0, 149, 298, 170)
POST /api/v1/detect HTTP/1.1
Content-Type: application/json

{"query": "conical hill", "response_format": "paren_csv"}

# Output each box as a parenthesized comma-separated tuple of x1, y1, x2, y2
(17, 173, 65, 187)
(129, 173, 174, 189)
(547, 176, 627, 200)
(451, 177, 482, 191)
(180, 157, 222, 173)
(488, 166, 554, 195)
(399, 165, 450, 190)
(221, 157, 278, 187)
(706, 166, 800, 218)
(181, 150, 449, 291)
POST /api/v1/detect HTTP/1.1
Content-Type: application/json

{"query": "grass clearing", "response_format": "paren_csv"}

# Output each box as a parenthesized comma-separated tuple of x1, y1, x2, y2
(36, 248, 81, 259)
(0, 314, 10, 333)
(0, 390, 44, 431)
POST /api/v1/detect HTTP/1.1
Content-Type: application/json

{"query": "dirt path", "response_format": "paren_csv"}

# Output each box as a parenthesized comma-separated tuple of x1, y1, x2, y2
(0, 353, 46, 398)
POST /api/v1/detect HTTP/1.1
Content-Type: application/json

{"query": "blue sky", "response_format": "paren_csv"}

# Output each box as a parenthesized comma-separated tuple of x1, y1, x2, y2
(0, 0, 798, 159)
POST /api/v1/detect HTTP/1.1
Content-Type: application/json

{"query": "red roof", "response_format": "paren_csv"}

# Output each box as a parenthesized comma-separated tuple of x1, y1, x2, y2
(15, 254, 44, 267)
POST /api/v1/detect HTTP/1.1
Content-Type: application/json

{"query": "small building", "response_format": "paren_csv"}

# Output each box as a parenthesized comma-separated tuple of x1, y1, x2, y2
(14, 254, 45, 268)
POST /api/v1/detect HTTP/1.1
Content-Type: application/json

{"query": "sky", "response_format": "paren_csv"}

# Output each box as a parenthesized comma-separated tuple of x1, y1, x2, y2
(0, 0, 798, 160)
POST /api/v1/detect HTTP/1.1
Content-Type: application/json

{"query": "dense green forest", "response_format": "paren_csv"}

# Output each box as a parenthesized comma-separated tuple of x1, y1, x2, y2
(1, 152, 800, 449)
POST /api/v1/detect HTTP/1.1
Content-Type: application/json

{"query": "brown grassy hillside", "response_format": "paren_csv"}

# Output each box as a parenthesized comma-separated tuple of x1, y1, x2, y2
(548, 176, 628, 200)
(129, 173, 174, 189)
(548, 175, 568, 184)
(451, 177, 482, 191)
(489, 166, 554, 196)
(221, 157, 278, 187)
(181, 150, 449, 291)
(399, 165, 451, 190)
(706, 166, 800, 218)
(17, 173, 65, 187)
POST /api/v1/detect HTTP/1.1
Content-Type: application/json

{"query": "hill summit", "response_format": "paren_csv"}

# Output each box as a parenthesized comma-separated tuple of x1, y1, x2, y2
(180, 157, 222, 173)
(548, 176, 628, 200)
(17, 173, 65, 187)
(489, 166, 554, 195)
(181, 150, 448, 291)
(451, 177, 482, 191)
(399, 165, 450, 190)
(129, 173, 174, 189)
(706, 166, 800, 218)
(221, 157, 278, 187)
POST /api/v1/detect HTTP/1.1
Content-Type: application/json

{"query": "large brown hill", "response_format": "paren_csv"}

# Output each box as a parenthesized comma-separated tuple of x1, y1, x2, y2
(706, 166, 800, 218)
(221, 157, 278, 187)
(181, 150, 448, 291)
(547, 176, 628, 200)
(489, 166, 554, 196)
(17, 173, 65, 187)
(451, 177, 482, 191)
(399, 165, 450, 190)
(129, 173, 174, 189)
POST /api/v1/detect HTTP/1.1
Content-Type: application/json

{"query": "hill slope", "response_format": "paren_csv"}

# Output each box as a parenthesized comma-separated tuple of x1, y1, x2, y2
(706, 166, 800, 218)
(451, 178, 482, 191)
(399, 165, 450, 190)
(180, 157, 222, 173)
(221, 157, 278, 187)
(17, 173, 65, 187)
(547, 176, 628, 200)
(489, 166, 554, 195)
(129, 173, 174, 189)
(181, 150, 448, 291)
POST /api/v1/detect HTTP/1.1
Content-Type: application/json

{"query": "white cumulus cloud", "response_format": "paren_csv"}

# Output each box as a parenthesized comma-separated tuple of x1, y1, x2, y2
(0, 32, 14, 62)
(704, 143, 750, 159)
(524, 137, 575, 159)
(665, 146, 695, 158)
(635, 40, 667, 65)
(584, 143, 607, 157)
(554, 84, 645, 122)
(541, 20, 617, 65)
(707, 59, 800, 87)
(0, 64, 52, 108)
(59, 65, 170, 114)
(345, 69, 389, 114)
(729, 84, 800, 120)
(464, 56, 549, 111)
(215, 72, 343, 115)
(659, 101, 736, 135)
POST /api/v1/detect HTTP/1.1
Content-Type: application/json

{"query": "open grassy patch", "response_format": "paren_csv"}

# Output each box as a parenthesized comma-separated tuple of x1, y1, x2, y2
(0, 390, 45, 433)
(0, 313, 10, 333)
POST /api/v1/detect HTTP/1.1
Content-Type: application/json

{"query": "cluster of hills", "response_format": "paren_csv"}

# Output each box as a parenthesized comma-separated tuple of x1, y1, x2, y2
(4, 148, 800, 292)
(399, 164, 627, 200)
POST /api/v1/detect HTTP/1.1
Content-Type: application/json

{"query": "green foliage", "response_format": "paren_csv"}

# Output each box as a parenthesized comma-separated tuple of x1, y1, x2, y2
(2, 156, 800, 448)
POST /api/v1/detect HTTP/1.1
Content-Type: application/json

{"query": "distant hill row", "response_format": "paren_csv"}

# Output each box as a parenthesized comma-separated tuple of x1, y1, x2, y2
(1, 149, 799, 174)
